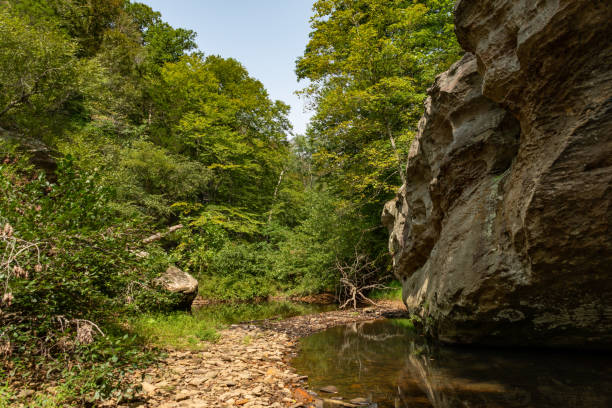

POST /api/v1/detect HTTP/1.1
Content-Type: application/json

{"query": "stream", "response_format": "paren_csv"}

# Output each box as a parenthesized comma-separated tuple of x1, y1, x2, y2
(291, 319, 612, 408)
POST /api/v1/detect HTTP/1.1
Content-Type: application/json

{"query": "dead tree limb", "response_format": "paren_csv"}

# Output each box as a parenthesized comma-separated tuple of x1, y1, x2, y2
(142, 224, 183, 244)
(336, 252, 389, 309)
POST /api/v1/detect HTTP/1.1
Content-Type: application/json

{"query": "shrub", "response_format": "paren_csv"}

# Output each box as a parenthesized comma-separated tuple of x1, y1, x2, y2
(0, 149, 171, 391)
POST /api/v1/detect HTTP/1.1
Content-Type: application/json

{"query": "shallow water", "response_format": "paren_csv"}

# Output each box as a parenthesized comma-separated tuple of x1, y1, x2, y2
(192, 301, 337, 325)
(291, 319, 612, 408)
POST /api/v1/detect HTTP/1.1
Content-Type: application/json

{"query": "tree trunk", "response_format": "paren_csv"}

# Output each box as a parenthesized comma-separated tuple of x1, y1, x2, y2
(268, 169, 285, 223)
(386, 122, 406, 185)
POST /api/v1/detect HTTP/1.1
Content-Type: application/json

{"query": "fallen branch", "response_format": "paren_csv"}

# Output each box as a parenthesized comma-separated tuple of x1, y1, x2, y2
(1, 223, 44, 301)
(142, 224, 183, 244)
(54, 315, 105, 345)
(336, 252, 389, 309)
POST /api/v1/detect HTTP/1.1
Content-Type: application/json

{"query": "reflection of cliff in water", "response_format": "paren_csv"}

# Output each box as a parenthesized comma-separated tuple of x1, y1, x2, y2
(291, 320, 612, 408)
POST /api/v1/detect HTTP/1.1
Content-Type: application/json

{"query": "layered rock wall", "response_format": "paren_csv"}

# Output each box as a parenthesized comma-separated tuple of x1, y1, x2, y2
(383, 0, 612, 347)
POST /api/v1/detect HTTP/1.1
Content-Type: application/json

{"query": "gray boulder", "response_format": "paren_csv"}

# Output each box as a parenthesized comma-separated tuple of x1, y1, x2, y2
(155, 266, 198, 310)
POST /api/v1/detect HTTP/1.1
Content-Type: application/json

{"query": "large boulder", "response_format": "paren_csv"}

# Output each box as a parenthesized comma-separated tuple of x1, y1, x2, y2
(155, 266, 198, 310)
(383, 0, 612, 348)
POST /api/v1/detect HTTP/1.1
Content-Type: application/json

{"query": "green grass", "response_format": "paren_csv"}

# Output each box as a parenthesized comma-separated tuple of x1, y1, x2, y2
(130, 301, 336, 351)
(370, 280, 402, 301)
(130, 313, 221, 350)
(192, 301, 335, 324)
(0, 384, 15, 408)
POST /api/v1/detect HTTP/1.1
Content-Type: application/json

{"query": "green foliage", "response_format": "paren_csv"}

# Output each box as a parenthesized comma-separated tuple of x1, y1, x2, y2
(0, 1, 302, 404)
(0, 153, 168, 321)
(114, 140, 212, 220)
(192, 301, 336, 326)
(0, 330, 157, 406)
(143, 22, 197, 67)
(0, 8, 84, 138)
(1, 1, 463, 403)
(198, 242, 276, 301)
(49, 0, 124, 57)
(149, 54, 291, 213)
(0, 151, 179, 398)
(269, 189, 361, 294)
(370, 280, 402, 301)
(288, 0, 462, 290)
(130, 313, 220, 350)
(189, 205, 263, 236)
(297, 0, 461, 201)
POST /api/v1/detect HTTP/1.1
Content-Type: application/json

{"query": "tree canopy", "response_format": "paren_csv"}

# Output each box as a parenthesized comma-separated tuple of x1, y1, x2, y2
(297, 0, 461, 199)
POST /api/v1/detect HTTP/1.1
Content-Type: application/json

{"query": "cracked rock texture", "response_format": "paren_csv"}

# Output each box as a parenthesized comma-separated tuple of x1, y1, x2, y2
(382, 0, 612, 348)
(156, 266, 199, 310)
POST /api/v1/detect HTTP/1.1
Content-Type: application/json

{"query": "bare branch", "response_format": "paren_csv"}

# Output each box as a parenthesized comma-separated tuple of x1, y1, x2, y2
(142, 224, 183, 244)
(336, 252, 389, 309)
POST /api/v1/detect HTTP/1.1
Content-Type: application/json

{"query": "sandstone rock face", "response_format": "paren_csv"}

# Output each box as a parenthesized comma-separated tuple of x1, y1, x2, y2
(383, 0, 612, 348)
(156, 266, 198, 310)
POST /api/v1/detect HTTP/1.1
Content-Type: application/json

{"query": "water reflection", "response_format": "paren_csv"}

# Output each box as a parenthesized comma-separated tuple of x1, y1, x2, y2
(291, 319, 612, 408)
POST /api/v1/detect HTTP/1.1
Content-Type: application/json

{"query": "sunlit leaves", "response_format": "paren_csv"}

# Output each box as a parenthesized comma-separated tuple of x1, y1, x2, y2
(0, 9, 82, 134)
(297, 0, 461, 205)
(150, 54, 291, 213)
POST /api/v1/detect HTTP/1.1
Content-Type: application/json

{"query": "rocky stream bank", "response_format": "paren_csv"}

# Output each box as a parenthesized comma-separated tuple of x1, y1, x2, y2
(121, 301, 405, 408)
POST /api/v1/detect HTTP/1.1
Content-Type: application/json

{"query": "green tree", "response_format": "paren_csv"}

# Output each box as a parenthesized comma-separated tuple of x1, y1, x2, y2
(143, 21, 197, 67)
(150, 54, 291, 213)
(289, 0, 462, 287)
(9, 0, 125, 56)
(297, 0, 461, 197)
(0, 8, 85, 138)
(49, 0, 124, 57)
(124, 1, 161, 34)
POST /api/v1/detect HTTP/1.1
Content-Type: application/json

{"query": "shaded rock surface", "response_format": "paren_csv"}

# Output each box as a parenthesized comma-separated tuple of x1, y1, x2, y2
(156, 266, 199, 310)
(383, 0, 612, 347)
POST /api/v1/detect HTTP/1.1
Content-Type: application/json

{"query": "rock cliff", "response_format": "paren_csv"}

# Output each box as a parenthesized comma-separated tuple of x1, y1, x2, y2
(383, 0, 612, 348)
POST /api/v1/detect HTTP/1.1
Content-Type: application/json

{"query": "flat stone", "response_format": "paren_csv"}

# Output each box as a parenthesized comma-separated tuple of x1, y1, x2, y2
(141, 382, 156, 395)
(320, 385, 338, 394)
(17, 389, 35, 399)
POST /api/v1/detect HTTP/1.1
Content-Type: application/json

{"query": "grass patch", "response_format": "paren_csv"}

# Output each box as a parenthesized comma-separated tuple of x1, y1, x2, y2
(130, 312, 221, 350)
(192, 301, 336, 325)
(0, 384, 15, 408)
(130, 301, 336, 351)
(370, 280, 402, 301)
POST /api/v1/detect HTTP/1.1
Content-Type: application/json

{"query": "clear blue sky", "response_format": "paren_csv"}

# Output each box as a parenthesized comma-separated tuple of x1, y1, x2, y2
(140, 0, 315, 136)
